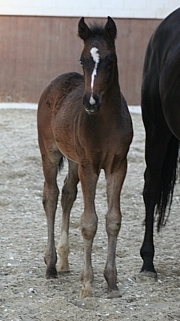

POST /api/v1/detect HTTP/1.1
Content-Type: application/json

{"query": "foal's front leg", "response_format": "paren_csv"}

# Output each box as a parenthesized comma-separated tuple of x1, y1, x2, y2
(78, 165, 98, 298)
(104, 159, 127, 298)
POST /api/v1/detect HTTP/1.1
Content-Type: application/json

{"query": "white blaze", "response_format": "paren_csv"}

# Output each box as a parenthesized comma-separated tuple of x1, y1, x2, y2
(89, 47, 100, 105)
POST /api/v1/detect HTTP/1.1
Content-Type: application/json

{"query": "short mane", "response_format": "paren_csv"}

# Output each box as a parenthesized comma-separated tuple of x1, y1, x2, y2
(88, 23, 105, 36)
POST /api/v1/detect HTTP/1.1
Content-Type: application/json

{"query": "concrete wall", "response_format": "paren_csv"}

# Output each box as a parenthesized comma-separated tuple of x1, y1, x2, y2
(0, 15, 161, 104)
(0, 2, 179, 104)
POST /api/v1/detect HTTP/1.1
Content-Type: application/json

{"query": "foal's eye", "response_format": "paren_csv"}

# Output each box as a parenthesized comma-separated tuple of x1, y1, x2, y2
(79, 59, 83, 67)
(104, 56, 115, 69)
(106, 59, 114, 67)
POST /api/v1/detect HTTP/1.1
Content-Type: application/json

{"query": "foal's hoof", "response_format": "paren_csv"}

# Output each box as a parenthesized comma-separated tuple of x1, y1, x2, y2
(46, 267, 58, 279)
(80, 282, 92, 298)
(107, 290, 122, 299)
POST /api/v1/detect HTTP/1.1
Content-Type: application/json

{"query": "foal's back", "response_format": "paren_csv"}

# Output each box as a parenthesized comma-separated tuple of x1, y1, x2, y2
(38, 72, 84, 121)
(38, 72, 84, 159)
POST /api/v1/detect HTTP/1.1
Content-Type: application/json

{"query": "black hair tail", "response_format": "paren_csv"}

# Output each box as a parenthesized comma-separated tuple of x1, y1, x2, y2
(156, 135, 179, 231)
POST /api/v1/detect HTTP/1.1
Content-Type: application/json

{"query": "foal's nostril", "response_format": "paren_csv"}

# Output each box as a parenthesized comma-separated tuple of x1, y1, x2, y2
(89, 95, 96, 105)
(83, 95, 86, 106)
(89, 94, 100, 106)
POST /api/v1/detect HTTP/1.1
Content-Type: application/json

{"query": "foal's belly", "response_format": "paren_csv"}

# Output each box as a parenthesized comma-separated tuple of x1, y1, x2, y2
(53, 120, 131, 170)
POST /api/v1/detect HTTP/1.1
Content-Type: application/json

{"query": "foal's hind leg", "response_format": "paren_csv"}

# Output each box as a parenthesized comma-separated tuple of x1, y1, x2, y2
(104, 159, 127, 298)
(41, 148, 62, 278)
(57, 160, 79, 273)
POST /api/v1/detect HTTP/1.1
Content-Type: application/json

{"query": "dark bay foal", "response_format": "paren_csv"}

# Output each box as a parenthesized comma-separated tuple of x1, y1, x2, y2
(37, 17, 133, 298)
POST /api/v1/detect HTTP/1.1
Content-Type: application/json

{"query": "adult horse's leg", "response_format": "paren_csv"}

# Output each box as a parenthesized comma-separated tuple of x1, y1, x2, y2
(104, 158, 127, 298)
(78, 165, 99, 298)
(57, 160, 79, 272)
(140, 109, 172, 275)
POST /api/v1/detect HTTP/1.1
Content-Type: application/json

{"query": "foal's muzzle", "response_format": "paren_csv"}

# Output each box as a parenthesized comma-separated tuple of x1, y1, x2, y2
(83, 94, 101, 115)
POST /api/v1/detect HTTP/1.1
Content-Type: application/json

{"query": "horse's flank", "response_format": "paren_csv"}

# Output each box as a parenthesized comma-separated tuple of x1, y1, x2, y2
(140, 8, 180, 276)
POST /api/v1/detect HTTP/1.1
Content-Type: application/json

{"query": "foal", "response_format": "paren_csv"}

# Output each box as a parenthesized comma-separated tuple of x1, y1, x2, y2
(37, 17, 133, 298)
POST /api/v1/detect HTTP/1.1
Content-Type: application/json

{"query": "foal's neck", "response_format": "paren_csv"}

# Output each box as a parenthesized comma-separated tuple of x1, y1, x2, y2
(104, 65, 121, 103)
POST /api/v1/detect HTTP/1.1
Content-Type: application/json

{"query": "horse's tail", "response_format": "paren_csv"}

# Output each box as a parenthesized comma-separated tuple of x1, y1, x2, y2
(156, 135, 179, 232)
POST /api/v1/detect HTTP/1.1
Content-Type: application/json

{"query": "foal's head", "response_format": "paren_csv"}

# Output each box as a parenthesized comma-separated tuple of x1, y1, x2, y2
(78, 17, 117, 115)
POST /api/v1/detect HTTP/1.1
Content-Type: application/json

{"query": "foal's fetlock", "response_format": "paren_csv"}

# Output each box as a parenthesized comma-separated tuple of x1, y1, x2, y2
(44, 251, 57, 278)
(104, 267, 118, 291)
(105, 278, 121, 298)
(104, 269, 121, 298)
(57, 240, 70, 272)
(80, 281, 92, 298)
(46, 265, 58, 279)
(56, 256, 70, 273)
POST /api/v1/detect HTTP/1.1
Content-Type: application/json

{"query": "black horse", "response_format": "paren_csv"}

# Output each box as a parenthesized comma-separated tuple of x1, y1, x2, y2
(140, 8, 180, 275)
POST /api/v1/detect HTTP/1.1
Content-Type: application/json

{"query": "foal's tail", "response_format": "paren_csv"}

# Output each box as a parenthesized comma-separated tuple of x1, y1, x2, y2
(156, 135, 179, 231)
(58, 156, 65, 172)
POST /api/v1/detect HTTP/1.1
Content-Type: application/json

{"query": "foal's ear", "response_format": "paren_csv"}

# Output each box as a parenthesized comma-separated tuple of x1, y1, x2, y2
(104, 16, 117, 41)
(78, 17, 92, 41)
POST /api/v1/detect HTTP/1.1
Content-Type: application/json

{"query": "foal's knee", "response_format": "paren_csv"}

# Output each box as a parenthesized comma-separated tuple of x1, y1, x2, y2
(106, 212, 121, 236)
(43, 182, 59, 201)
(81, 214, 98, 240)
(43, 183, 59, 211)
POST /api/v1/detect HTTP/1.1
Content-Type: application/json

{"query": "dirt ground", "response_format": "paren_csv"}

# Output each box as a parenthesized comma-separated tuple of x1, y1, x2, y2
(0, 107, 179, 321)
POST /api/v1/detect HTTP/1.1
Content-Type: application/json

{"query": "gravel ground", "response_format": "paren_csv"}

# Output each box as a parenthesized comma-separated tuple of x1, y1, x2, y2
(0, 107, 179, 321)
